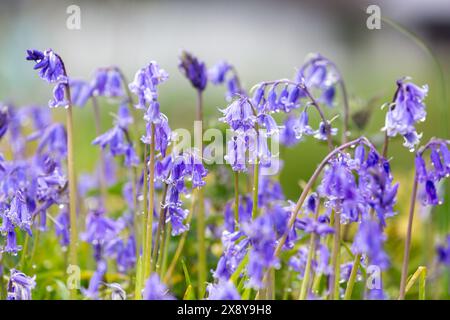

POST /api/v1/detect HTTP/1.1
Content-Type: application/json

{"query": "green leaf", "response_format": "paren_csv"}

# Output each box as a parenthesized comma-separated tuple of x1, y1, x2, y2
(183, 284, 196, 300)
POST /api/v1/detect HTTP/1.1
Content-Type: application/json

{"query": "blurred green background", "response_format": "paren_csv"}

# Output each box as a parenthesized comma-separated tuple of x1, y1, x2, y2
(1, 0, 449, 299)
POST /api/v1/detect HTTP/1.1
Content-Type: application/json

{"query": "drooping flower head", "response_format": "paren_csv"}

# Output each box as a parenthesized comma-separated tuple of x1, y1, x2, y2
(26, 49, 66, 83)
(179, 51, 207, 91)
(91, 67, 124, 98)
(209, 61, 245, 100)
(129, 61, 168, 115)
(26, 49, 70, 108)
(383, 78, 428, 150)
(295, 54, 339, 107)
(7, 269, 36, 300)
(415, 139, 450, 206)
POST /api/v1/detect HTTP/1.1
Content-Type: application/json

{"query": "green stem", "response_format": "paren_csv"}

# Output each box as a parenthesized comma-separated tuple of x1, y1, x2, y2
(153, 184, 169, 273)
(163, 196, 195, 283)
(0, 253, 4, 300)
(399, 175, 419, 300)
(344, 253, 361, 300)
(195, 89, 207, 298)
(197, 188, 206, 298)
(330, 208, 341, 300)
(160, 224, 171, 278)
(299, 233, 317, 300)
(91, 96, 108, 205)
(299, 203, 320, 300)
(143, 124, 156, 281)
(252, 162, 259, 219)
(19, 234, 30, 268)
(63, 77, 78, 300)
(28, 226, 41, 270)
(234, 171, 239, 228)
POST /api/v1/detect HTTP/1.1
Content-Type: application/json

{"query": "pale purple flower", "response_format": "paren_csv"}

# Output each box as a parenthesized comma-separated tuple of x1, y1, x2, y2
(352, 219, 389, 270)
(207, 281, 240, 300)
(219, 97, 256, 131)
(7, 269, 36, 300)
(142, 274, 175, 300)
(384, 79, 428, 150)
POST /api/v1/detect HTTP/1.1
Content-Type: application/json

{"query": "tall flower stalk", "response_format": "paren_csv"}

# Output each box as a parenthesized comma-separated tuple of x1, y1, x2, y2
(26, 49, 78, 299)
(179, 51, 208, 298)
(399, 139, 450, 299)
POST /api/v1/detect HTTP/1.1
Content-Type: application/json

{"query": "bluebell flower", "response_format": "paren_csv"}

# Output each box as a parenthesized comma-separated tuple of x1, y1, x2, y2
(244, 214, 278, 288)
(26, 49, 66, 83)
(0, 104, 9, 140)
(6, 190, 33, 235)
(167, 205, 189, 236)
(82, 209, 123, 252)
(415, 141, 450, 206)
(280, 116, 298, 147)
(436, 235, 450, 266)
(179, 51, 207, 91)
(82, 260, 107, 300)
(209, 61, 231, 84)
(213, 231, 249, 281)
(55, 207, 70, 247)
(295, 54, 337, 107)
(92, 107, 139, 168)
(314, 121, 337, 141)
(224, 133, 247, 172)
(257, 114, 279, 136)
(129, 61, 168, 112)
(37, 123, 67, 159)
(141, 114, 172, 157)
(70, 78, 92, 107)
(207, 281, 240, 300)
(258, 176, 284, 207)
(219, 97, 256, 131)
(293, 110, 314, 140)
(384, 79, 428, 150)
(209, 61, 244, 101)
(1, 217, 22, 254)
(142, 274, 175, 300)
(7, 269, 36, 300)
(352, 219, 389, 270)
(91, 68, 124, 98)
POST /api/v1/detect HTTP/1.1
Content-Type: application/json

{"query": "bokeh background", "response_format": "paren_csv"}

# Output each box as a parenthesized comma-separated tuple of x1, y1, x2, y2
(1, 0, 449, 298)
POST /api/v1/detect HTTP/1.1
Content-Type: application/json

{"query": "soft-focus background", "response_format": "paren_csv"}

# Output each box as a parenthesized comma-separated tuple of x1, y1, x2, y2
(1, 0, 449, 298)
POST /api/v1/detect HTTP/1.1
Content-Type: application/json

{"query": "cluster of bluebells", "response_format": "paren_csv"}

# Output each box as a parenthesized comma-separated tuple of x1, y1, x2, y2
(0, 45, 447, 302)
(0, 103, 68, 255)
(235, 54, 342, 149)
(93, 103, 139, 167)
(415, 140, 450, 206)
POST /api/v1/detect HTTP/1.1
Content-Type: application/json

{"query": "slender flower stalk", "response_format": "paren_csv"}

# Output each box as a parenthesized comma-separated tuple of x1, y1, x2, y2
(399, 174, 418, 299)
(66, 83, 78, 299)
(329, 208, 341, 300)
(91, 96, 108, 204)
(143, 124, 156, 280)
(344, 253, 361, 300)
(164, 194, 195, 283)
(299, 203, 320, 300)
(152, 183, 169, 270)
(234, 172, 239, 227)
(196, 90, 207, 297)
(263, 137, 373, 285)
